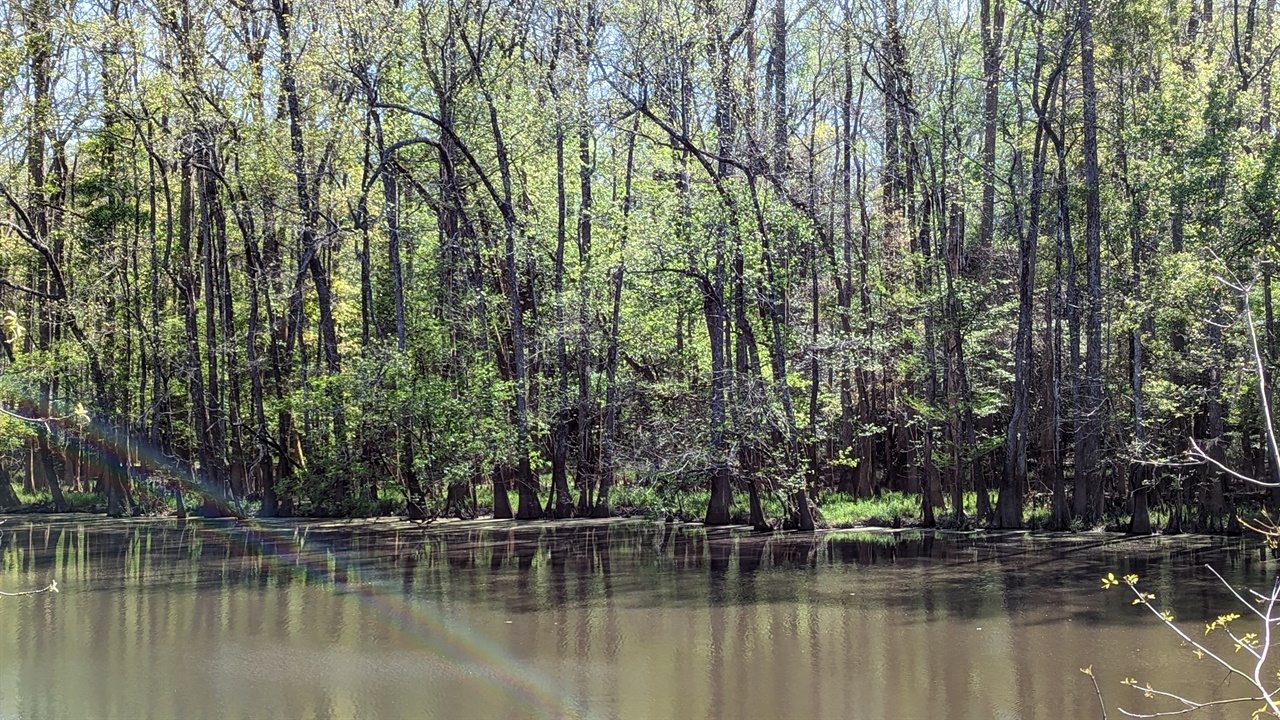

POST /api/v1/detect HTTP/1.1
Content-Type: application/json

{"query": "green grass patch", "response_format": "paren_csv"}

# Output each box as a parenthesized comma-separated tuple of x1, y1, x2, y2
(14, 488, 104, 512)
(817, 490, 922, 528)
(610, 484, 712, 521)
(815, 490, 1003, 529)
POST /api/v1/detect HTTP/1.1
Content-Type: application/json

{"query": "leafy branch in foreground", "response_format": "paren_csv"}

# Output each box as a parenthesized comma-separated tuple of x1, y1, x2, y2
(1097, 273, 1280, 718)
(1100, 564, 1280, 718)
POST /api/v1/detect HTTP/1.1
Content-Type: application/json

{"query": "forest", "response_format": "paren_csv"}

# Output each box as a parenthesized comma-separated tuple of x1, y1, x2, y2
(0, 0, 1277, 532)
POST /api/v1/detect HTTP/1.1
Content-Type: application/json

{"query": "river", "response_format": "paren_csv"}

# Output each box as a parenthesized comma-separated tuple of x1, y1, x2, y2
(0, 516, 1273, 719)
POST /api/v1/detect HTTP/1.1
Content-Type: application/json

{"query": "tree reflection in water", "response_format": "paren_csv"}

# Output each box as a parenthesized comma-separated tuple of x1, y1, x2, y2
(0, 516, 1267, 719)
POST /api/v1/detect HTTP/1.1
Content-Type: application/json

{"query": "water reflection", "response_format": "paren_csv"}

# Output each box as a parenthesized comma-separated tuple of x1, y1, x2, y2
(0, 517, 1272, 719)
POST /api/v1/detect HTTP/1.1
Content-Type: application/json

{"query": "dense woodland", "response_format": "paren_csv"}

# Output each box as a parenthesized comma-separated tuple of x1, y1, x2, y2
(1, 0, 1279, 531)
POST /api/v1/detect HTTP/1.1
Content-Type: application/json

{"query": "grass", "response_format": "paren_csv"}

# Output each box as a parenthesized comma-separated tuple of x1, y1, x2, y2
(14, 488, 104, 512)
(612, 484, 715, 520)
(817, 491, 925, 528)
(608, 484, 665, 518)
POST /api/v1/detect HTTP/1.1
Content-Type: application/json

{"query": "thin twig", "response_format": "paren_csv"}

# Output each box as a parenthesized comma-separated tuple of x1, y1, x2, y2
(1254, 578, 1280, 716)
(1189, 437, 1280, 487)
(1207, 565, 1270, 621)
(1117, 692, 1270, 718)
(1081, 666, 1109, 720)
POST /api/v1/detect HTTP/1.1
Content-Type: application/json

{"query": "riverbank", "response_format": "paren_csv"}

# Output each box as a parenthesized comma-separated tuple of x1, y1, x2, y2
(0, 485, 1242, 535)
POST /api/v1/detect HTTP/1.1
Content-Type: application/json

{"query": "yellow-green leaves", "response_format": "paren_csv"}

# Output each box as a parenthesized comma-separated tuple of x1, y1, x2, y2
(1, 310, 23, 347)
(1206, 613, 1241, 635)
(1235, 632, 1260, 653)
(1121, 677, 1156, 698)
(1102, 572, 1139, 589)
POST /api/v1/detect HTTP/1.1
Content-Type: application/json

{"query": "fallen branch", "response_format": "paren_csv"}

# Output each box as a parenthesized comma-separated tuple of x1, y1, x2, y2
(0, 580, 58, 597)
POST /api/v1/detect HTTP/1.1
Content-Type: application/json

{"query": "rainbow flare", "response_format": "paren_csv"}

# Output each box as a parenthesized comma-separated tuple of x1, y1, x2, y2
(3, 405, 593, 720)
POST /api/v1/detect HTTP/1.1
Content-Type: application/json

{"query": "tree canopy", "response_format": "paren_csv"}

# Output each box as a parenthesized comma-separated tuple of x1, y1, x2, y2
(1, 0, 1278, 531)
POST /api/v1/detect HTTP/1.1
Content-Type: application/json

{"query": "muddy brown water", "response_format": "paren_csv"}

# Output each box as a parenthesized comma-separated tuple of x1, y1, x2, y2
(0, 515, 1274, 719)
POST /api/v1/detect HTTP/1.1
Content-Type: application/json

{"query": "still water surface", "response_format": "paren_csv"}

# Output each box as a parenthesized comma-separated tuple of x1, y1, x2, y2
(0, 516, 1274, 719)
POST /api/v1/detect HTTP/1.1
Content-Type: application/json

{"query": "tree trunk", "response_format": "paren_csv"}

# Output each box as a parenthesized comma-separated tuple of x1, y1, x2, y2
(274, 0, 347, 507)
(179, 159, 219, 513)
(979, 0, 1006, 258)
(943, 203, 974, 525)
(198, 150, 230, 507)
(998, 48, 1055, 529)
(703, 267, 732, 526)
(25, 0, 66, 513)
(1047, 158, 1072, 530)
(0, 463, 20, 509)
(597, 121, 637, 519)
(1078, 0, 1105, 525)
(575, 85, 596, 518)
(493, 464, 514, 519)
(837, 16, 864, 498)
(551, 119, 574, 518)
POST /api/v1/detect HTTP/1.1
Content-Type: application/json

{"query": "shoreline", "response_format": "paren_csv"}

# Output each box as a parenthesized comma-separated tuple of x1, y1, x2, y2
(0, 510, 1252, 541)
